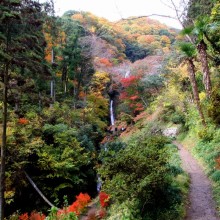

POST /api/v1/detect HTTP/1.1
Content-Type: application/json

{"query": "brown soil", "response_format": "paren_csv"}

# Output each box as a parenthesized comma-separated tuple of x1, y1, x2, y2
(174, 141, 219, 220)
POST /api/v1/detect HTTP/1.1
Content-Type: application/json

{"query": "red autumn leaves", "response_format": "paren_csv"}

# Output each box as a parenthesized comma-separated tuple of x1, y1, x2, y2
(19, 192, 110, 219)
(120, 75, 144, 114)
(61, 193, 91, 216)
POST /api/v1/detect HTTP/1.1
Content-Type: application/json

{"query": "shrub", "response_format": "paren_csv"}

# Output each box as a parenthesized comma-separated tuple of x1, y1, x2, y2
(66, 193, 91, 216)
(19, 212, 45, 220)
(171, 113, 185, 124)
(105, 200, 141, 220)
(211, 170, 220, 182)
(99, 192, 110, 208)
(19, 213, 28, 220)
(98, 135, 182, 218)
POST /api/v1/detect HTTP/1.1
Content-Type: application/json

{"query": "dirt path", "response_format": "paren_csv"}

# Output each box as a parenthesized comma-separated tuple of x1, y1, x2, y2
(174, 141, 219, 220)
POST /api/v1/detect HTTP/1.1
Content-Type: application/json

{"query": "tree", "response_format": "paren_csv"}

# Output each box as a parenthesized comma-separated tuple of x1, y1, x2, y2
(182, 16, 213, 98)
(59, 15, 94, 101)
(0, 0, 51, 218)
(185, 0, 215, 26)
(179, 42, 206, 126)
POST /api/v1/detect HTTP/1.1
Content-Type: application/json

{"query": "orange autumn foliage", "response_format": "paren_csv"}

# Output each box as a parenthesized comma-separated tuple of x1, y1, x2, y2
(19, 212, 45, 220)
(98, 58, 113, 67)
(63, 193, 91, 216)
(19, 213, 28, 220)
(29, 212, 46, 220)
(18, 118, 29, 125)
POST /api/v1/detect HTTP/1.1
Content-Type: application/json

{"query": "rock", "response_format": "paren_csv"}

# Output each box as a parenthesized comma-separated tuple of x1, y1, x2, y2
(163, 127, 179, 137)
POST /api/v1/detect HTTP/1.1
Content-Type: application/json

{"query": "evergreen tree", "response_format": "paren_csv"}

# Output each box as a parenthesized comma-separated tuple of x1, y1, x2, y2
(0, 0, 52, 218)
(60, 16, 93, 101)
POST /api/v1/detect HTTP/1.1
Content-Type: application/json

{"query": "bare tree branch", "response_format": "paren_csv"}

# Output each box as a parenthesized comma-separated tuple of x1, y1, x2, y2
(115, 14, 177, 23)
(160, 0, 179, 11)
(168, 0, 194, 43)
(24, 171, 56, 208)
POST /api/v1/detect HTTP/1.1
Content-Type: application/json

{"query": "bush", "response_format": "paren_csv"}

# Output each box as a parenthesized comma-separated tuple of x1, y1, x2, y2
(171, 113, 185, 124)
(106, 200, 141, 220)
(211, 171, 220, 182)
(98, 135, 183, 219)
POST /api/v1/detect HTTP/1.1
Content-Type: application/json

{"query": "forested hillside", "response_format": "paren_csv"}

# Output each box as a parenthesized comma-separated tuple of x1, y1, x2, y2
(1, 0, 220, 219)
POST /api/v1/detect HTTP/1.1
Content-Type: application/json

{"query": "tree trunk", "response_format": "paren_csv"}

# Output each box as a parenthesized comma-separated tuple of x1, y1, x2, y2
(197, 40, 212, 98)
(24, 171, 55, 208)
(188, 59, 206, 127)
(0, 63, 9, 220)
(62, 66, 68, 94)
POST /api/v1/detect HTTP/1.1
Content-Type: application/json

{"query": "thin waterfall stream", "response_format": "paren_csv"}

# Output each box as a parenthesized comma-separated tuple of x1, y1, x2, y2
(110, 99, 115, 126)
(97, 98, 116, 193)
(97, 69, 129, 193)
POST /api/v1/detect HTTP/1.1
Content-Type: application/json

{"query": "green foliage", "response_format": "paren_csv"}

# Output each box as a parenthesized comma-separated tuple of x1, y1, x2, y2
(185, 0, 215, 25)
(178, 42, 197, 58)
(46, 206, 78, 220)
(197, 124, 216, 142)
(211, 171, 220, 182)
(106, 200, 141, 220)
(124, 41, 151, 62)
(211, 2, 220, 21)
(160, 104, 186, 125)
(208, 89, 220, 125)
(99, 141, 126, 163)
(5, 102, 104, 214)
(98, 135, 184, 219)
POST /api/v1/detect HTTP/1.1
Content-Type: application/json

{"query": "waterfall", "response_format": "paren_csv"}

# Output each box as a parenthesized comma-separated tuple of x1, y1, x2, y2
(125, 70, 130, 78)
(110, 99, 115, 126)
(96, 100, 115, 193)
(50, 80, 53, 98)
(51, 48, 54, 63)
(97, 175, 102, 193)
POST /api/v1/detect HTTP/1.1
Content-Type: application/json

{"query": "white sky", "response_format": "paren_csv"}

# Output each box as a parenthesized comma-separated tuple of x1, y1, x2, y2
(53, 0, 184, 29)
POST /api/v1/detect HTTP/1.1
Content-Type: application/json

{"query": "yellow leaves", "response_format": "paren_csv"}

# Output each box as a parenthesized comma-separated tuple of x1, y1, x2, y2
(168, 63, 189, 80)
(160, 35, 171, 46)
(59, 31, 66, 44)
(56, 72, 62, 77)
(5, 190, 15, 205)
(137, 35, 155, 45)
(163, 47, 170, 54)
(199, 92, 206, 101)
(43, 27, 66, 63)
(180, 65, 189, 78)
(72, 13, 84, 22)
(211, 3, 220, 21)
(91, 71, 110, 92)
(89, 26, 96, 33)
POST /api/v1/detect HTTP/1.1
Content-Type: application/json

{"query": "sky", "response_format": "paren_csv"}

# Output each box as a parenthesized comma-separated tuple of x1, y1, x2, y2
(53, 0, 184, 29)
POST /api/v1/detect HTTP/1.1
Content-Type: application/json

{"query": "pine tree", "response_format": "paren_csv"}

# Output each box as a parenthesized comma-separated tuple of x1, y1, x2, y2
(0, 0, 52, 218)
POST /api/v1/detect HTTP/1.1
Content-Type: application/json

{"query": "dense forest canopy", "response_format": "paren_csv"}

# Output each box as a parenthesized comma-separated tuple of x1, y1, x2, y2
(1, 0, 220, 219)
